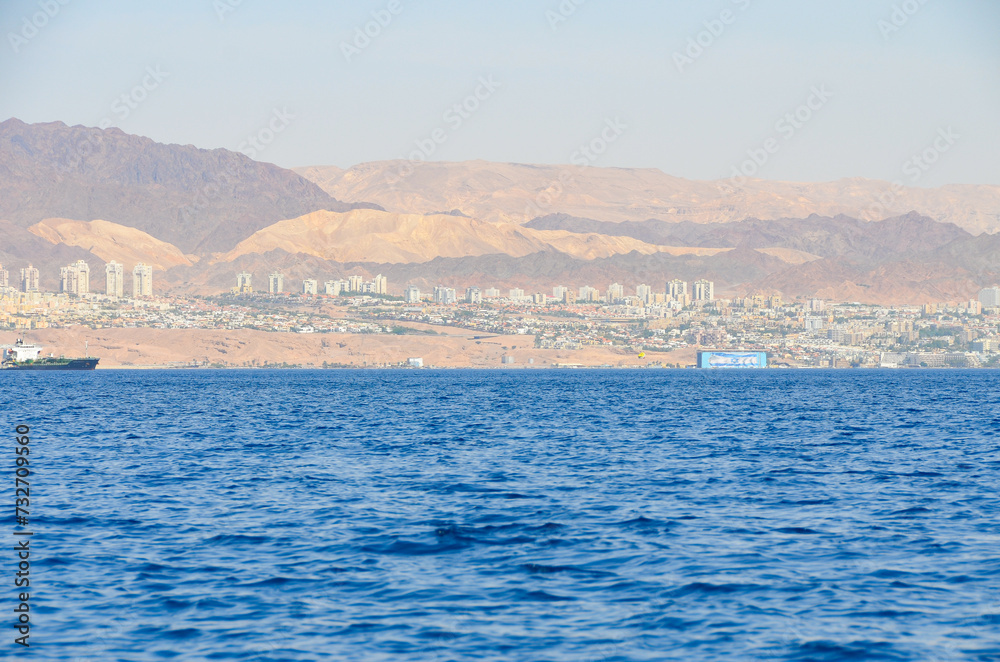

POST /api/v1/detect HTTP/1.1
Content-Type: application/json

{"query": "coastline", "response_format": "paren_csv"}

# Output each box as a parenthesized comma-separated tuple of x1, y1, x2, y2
(16, 327, 700, 370)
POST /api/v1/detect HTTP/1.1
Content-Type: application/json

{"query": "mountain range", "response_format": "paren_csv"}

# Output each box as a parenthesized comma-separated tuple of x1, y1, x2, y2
(2, 118, 999, 303)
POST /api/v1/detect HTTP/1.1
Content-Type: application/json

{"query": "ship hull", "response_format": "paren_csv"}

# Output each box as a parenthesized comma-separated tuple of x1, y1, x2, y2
(2, 358, 99, 370)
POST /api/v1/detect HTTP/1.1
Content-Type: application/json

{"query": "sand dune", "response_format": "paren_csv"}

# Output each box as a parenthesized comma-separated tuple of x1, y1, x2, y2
(29, 218, 197, 270)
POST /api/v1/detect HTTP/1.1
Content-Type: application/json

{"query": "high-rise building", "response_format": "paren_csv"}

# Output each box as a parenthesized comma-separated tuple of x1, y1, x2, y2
(553, 285, 568, 301)
(268, 272, 284, 294)
(59, 266, 75, 293)
(0, 264, 8, 289)
(635, 284, 652, 303)
(77, 260, 90, 294)
(606, 283, 624, 303)
(105, 261, 124, 298)
(667, 279, 688, 300)
(302, 279, 318, 295)
(404, 285, 421, 303)
(132, 263, 153, 297)
(509, 288, 525, 300)
(578, 286, 600, 302)
(60, 259, 90, 295)
(433, 286, 457, 304)
(348, 275, 364, 292)
(808, 298, 826, 312)
(372, 274, 388, 295)
(533, 292, 547, 305)
(465, 287, 482, 304)
(484, 287, 500, 298)
(325, 280, 342, 296)
(20, 265, 39, 293)
(235, 271, 253, 294)
(979, 286, 1000, 308)
(692, 279, 714, 302)
(563, 289, 576, 305)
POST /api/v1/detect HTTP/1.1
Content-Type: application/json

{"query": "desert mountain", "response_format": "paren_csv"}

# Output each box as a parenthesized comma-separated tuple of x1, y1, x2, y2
(4, 121, 998, 303)
(295, 161, 1000, 234)
(0, 118, 379, 254)
(527, 212, 974, 265)
(161, 212, 998, 305)
(217, 209, 728, 265)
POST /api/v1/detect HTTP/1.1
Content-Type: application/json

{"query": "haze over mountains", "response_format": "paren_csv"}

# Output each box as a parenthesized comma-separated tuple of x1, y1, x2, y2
(295, 161, 1000, 235)
(2, 118, 999, 303)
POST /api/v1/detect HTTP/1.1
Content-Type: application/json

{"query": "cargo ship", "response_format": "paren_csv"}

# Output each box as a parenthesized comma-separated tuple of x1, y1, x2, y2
(1, 338, 99, 370)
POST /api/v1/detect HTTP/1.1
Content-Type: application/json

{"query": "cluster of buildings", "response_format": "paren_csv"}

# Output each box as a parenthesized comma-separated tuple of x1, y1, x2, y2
(232, 272, 388, 297)
(4, 263, 1000, 368)
(413, 279, 718, 307)
(0, 261, 154, 299)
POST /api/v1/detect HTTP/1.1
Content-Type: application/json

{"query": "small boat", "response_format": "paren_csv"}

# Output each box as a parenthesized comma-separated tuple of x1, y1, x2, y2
(1, 338, 99, 370)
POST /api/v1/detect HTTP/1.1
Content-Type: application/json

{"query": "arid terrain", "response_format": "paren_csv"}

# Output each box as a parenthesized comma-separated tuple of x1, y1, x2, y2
(295, 160, 1000, 234)
(3, 118, 1000, 304)
(24, 327, 696, 369)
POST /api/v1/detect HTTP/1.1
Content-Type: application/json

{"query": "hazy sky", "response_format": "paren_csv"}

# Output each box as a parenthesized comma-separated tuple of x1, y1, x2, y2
(1, 0, 998, 186)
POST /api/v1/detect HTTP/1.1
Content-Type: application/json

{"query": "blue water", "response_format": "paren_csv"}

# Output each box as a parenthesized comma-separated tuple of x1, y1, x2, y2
(5, 370, 1000, 661)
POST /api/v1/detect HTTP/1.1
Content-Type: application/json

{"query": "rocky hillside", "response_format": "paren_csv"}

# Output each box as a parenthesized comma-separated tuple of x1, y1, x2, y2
(0, 118, 379, 253)
(4, 120, 998, 303)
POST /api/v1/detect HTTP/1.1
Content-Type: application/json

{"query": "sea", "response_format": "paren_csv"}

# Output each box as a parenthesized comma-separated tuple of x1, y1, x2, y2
(5, 369, 1000, 661)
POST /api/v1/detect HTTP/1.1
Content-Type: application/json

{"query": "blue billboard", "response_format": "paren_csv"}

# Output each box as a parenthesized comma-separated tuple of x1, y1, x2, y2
(697, 351, 767, 369)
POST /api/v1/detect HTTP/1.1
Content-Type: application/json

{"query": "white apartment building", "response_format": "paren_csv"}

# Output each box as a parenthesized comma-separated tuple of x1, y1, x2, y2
(606, 283, 624, 303)
(979, 286, 1000, 308)
(105, 261, 124, 298)
(692, 279, 714, 302)
(268, 272, 284, 294)
(60, 259, 90, 295)
(132, 263, 153, 297)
